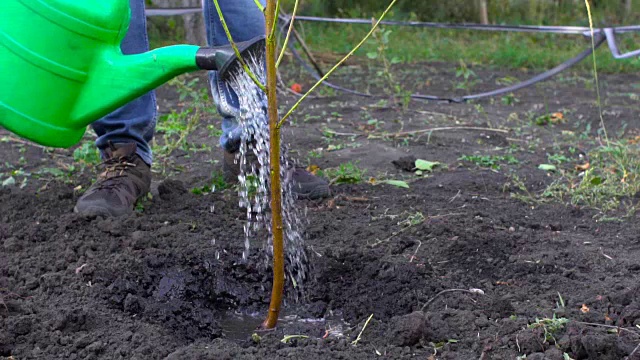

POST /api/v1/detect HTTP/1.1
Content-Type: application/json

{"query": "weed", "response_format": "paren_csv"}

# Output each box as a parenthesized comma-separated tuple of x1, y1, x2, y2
(152, 77, 213, 169)
(547, 153, 570, 164)
(73, 142, 101, 168)
(501, 93, 519, 106)
(459, 154, 519, 170)
(191, 171, 228, 195)
(544, 142, 640, 213)
(366, 26, 412, 109)
(528, 314, 569, 344)
(318, 162, 366, 184)
(454, 60, 478, 91)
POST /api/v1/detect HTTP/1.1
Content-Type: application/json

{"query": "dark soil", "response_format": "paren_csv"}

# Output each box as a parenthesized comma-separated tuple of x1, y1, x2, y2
(2, 60, 640, 359)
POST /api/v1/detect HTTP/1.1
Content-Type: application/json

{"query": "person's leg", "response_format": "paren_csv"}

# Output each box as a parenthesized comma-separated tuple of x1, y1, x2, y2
(91, 0, 156, 166)
(75, 0, 153, 217)
(203, 0, 266, 153)
(203, 0, 329, 199)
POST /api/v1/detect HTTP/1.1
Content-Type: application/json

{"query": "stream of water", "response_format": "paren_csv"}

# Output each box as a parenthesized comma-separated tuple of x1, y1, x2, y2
(226, 56, 309, 301)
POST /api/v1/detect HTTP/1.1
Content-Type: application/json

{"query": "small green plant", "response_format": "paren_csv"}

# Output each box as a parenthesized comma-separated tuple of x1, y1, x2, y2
(153, 77, 212, 160)
(547, 153, 570, 164)
(191, 171, 228, 195)
(73, 142, 101, 167)
(459, 154, 519, 170)
(528, 314, 569, 344)
(366, 26, 410, 109)
(501, 93, 520, 106)
(319, 162, 366, 184)
(455, 60, 478, 91)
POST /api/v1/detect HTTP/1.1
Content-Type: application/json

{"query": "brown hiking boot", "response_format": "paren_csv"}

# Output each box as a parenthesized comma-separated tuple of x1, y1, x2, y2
(74, 142, 151, 217)
(223, 150, 330, 200)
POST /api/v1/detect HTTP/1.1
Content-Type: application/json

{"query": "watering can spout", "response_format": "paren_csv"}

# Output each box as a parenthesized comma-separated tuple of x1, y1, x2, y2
(73, 35, 266, 129)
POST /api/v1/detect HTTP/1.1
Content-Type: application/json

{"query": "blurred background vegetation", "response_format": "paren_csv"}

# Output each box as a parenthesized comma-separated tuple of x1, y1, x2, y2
(147, 0, 640, 72)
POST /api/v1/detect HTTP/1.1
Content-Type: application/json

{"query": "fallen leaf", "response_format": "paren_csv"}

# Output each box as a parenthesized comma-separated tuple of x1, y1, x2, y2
(306, 164, 320, 175)
(551, 112, 564, 123)
(415, 159, 440, 172)
(538, 164, 557, 172)
(581, 304, 590, 313)
(575, 162, 590, 171)
(1, 176, 15, 187)
(381, 180, 410, 189)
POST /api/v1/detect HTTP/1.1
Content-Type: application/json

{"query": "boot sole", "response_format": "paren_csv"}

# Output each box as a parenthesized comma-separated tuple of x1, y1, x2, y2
(74, 201, 132, 218)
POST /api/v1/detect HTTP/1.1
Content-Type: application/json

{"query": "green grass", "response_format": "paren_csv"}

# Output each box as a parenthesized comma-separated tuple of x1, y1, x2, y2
(459, 154, 519, 170)
(294, 23, 640, 73)
(542, 142, 640, 214)
(318, 162, 366, 184)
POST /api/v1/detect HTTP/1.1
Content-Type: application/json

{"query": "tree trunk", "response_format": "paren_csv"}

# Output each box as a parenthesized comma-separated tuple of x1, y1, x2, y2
(626, 0, 633, 12)
(478, 0, 489, 24)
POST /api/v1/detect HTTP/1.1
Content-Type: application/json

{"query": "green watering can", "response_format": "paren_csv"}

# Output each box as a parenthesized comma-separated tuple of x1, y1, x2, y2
(0, 0, 265, 148)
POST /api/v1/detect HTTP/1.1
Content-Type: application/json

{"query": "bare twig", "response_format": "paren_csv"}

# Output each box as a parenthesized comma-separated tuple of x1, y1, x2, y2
(383, 126, 509, 139)
(574, 321, 640, 337)
(351, 313, 374, 345)
(628, 342, 640, 360)
(421, 288, 484, 312)
(290, 26, 325, 75)
(318, 128, 361, 137)
(409, 240, 422, 263)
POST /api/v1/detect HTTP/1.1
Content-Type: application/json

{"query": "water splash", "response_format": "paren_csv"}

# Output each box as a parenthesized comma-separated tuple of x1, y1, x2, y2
(227, 56, 309, 301)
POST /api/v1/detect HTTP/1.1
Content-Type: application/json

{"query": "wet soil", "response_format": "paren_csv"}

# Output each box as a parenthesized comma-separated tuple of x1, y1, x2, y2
(2, 61, 640, 359)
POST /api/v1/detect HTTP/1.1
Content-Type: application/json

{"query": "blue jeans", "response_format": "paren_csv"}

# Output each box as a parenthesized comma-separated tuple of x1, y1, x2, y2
(91, 0, 266, 165)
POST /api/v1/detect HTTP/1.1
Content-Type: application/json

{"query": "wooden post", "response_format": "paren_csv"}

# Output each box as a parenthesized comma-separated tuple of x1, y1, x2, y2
(479, 0, 489, 24)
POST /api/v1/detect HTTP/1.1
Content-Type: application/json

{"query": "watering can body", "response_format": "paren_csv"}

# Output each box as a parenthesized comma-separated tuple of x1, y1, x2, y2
(0, 0, 264, 148)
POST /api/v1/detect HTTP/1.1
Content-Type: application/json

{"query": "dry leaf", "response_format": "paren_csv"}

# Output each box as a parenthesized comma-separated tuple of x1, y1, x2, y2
(581, 304, 590, 313)
(575, 162, 590, 171)
(550, 112, 564, 123)
(306, 164, 320, 175)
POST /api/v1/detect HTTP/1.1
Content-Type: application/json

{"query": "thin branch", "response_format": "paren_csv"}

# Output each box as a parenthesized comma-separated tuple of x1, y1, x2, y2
(277, 0, 400, 128)
(253, 0, 265, 12)
(212, 0, 266, 92)
(628, 342, 640, 360)
(351, 314, 374, 345)
(584, 0, 609, 145)
(421, 289, 484, 312)
(573, 321, 640, 337)
(384, 126, 509, 138)
(290, 26, 325, 75)
(276, 2, 299, 68)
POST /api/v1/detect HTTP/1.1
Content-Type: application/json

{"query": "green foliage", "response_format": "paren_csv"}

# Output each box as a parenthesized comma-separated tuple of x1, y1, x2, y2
(153, 77, 213, 161)
(318, 162, 366, 184)
(191, 171, 229, 195)
(542, 142, 640, 213)
(459, 154, 519, 170)
(528, 314, 569, 344)
(73, 142, 101, 167)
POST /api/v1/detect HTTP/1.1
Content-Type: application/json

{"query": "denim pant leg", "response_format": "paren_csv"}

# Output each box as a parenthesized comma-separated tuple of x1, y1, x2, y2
(91, 0, 156, 165)
(203, 0, 266, 153)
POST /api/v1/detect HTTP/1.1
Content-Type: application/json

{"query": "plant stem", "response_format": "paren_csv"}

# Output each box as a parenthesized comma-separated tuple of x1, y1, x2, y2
(276, 0, 299, 68)
(277, 0, 399, 128)
(584, 0, 609, 145)
(261, 0, 285, 330)
(212, 0, 266, 92)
